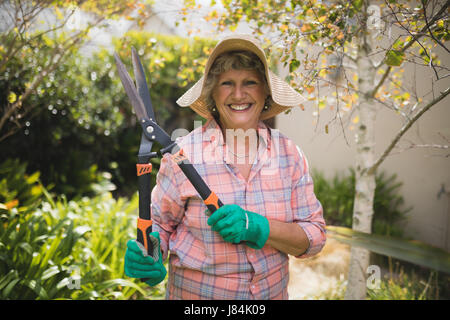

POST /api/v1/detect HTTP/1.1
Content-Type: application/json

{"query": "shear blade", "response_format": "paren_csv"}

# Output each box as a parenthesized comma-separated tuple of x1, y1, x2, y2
(131, 47, 155, 121)
(114, 52, 148, 122)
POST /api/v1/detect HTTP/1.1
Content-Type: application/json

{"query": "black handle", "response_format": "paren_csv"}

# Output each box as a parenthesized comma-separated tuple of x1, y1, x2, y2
(171, 149, 224, 214)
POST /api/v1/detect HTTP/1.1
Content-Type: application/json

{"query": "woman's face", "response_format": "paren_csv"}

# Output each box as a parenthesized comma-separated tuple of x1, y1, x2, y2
(212, 69, 268, 131)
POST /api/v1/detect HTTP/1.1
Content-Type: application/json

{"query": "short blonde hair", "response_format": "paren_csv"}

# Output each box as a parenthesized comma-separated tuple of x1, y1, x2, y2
(202, 50, 271, 114)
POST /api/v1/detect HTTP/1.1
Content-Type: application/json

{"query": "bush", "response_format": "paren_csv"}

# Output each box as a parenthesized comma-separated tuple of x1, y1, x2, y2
(312, 270, 439, 300)
(313, 168, 411, 237)
(0, 159, 166, 299)
(1, 31, 216, 199)
(367, 266, 439, 300)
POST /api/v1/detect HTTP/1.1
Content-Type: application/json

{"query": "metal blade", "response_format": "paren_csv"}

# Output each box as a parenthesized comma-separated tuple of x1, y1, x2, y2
(114, 52, 148, 122)
(131, 47, 156, 121)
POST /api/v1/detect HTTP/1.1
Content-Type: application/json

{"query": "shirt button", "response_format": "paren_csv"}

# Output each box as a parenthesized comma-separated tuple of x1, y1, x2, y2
(251, 285, 255, 289)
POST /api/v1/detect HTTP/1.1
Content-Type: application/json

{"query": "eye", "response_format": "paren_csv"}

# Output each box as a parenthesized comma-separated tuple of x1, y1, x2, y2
(245, 80, 258, 85)
(220, 81, 233, 86)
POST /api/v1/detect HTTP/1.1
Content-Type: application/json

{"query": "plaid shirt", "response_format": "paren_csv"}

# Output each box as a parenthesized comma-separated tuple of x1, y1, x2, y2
(151, 119, 326, 300)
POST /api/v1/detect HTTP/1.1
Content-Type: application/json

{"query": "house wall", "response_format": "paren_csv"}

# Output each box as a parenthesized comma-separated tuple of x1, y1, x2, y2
(275, 48, 450, 250)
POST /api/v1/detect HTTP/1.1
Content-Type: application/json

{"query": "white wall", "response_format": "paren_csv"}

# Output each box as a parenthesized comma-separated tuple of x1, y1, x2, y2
(276, 59, 450, 250)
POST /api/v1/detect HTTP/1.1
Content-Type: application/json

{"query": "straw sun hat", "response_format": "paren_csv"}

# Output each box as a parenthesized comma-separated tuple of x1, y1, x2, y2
(176, 34, 305, 121)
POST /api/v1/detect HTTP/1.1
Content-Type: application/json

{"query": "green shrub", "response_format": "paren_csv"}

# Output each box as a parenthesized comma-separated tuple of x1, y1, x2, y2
(0, 159, 165, 299)
(367, 267, 438, 300)
(313, 168, 411, 236)
(0, 158, 45, 218)
(0, 159, 80, 299)
(0, 31, 216, 200)
(311, 271, 437, 300)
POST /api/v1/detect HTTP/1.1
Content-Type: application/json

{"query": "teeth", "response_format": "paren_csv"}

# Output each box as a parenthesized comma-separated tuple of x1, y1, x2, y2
(229, 104, 251, 111)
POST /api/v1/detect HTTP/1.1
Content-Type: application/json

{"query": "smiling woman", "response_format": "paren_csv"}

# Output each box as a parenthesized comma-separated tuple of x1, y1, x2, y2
(124, 34, 327, 300)
(202, 50, 271, 127)
(212, 67, 267, 131)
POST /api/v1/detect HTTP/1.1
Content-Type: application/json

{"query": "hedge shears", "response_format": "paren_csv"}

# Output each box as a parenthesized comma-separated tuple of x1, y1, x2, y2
(114, 48, 224, 260)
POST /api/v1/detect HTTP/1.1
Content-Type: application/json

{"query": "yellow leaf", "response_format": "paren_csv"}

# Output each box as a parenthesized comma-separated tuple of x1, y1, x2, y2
(318, 69, 328, 78)
(280, 24, 289, 32)
(318, 100, 326, 109)
(318, 16, 327, 23)
(352, 116, 359, 124)
(301, 24, 311, 33)
(55, 7, 63, 20)
(7, 92, 17, 103)
(305, 86, 315, 94)
(5, 199, 19, 210)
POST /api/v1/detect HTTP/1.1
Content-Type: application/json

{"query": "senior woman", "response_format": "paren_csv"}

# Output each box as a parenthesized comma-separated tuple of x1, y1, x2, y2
(124, 34, 326, 299)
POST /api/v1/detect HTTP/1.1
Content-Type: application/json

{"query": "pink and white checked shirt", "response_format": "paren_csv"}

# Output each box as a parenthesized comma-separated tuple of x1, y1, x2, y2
(151, 119, 326, 300)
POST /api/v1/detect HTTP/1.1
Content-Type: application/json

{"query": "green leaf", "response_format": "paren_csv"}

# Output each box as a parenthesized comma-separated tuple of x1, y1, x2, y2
(289, 59, 300, 73)
(73, 225, 91, 237)
(385, 50, 405, 66)
(26, 172, 40, 184)
(22, 279, 50, 299)
(352, 0, 363, 10)
(41, 266, 61, 281)
(96, 279, 147, 296)
(3, 279, 20, 297)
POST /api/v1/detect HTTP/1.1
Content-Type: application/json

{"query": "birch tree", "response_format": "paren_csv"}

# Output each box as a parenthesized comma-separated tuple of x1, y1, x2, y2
(181, 0, 450, 299)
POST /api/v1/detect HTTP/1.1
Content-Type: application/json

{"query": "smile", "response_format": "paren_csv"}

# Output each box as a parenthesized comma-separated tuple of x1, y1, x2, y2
(228, 103, 252, 111)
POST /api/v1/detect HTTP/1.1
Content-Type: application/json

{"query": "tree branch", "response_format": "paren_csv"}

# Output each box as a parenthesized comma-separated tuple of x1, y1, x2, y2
(367, 86, 450, 175)
(421, 0, 450, 55)
(370, 0, 450, 97)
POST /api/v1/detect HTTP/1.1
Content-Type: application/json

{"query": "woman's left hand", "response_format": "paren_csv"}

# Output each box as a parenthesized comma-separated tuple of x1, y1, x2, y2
(207, 204, 270, 249)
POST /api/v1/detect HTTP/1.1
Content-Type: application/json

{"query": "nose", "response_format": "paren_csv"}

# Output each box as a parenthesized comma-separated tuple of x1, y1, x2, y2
(232, 84, 246, 100)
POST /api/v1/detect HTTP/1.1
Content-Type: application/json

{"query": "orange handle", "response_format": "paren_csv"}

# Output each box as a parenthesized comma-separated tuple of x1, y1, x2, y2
(137, 218, 153, 256)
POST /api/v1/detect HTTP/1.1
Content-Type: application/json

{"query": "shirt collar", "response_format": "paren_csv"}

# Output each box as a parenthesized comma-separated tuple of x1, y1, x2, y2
(202, 118, 271, 151)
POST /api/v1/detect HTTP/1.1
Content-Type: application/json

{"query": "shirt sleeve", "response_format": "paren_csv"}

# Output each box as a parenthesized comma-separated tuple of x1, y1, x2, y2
(151, 153, 185, 261)
(291, 145, 326, 259)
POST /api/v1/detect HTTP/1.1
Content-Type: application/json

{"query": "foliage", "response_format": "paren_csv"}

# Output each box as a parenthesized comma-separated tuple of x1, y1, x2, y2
(0, 0, 151, 140)
(0, 159, 166, 299)
(313, 168, 410, 236)
(366, 271, 431, 300)
(111, 31, 216, 131)
(0, 31, 215, 199)
(185, 0, 449, 118)
(312, 268, 442, 300)
(0, 158, 45, 217)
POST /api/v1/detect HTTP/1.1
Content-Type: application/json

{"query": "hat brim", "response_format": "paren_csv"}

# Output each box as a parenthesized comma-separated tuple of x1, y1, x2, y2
(176, 35, 305, 120)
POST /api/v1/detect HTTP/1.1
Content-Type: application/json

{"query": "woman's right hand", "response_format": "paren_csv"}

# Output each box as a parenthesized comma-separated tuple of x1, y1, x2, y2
(124, 232, 167, 286)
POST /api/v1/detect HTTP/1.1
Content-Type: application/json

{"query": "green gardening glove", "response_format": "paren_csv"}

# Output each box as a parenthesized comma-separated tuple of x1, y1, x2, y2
(207, 204, 270, 249)
(124, 232, 167, 286)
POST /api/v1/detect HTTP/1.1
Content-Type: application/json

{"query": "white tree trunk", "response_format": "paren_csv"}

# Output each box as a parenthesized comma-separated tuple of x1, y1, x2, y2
(344, 7, 377, 299)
